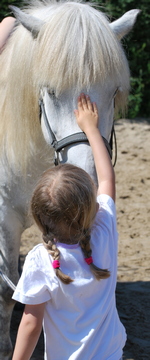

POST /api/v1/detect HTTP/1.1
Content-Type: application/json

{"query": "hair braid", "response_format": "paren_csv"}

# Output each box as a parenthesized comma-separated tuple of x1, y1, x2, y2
(43, 234, 73, 284)
(31, 164, 110, 284)
(80, 230, 110, 280)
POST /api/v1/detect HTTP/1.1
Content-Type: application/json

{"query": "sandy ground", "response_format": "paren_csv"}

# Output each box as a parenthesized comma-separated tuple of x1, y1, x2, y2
(10, 119, 150, 360)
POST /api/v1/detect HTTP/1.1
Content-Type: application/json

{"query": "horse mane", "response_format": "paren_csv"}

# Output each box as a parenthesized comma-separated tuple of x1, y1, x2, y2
(0, 0, 130, 173)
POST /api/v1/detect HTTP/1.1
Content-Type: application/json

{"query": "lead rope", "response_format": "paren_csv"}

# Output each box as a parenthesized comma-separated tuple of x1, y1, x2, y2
(109, 124, 117, 167)
(113, 126, 117, 167)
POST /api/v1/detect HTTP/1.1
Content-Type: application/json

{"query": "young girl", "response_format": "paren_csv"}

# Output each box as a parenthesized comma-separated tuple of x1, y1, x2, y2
(12, 94, 126, 360)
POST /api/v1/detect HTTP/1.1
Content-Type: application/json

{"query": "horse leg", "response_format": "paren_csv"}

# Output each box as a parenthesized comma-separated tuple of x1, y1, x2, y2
(0, 208, 24, 360)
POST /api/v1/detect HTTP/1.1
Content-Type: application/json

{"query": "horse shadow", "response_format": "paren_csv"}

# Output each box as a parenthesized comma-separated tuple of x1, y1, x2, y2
(116, 281, 150, 360)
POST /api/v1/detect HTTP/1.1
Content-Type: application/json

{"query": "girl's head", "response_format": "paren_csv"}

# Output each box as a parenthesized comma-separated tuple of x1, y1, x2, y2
(31, 163, 110, 283)
(31, 163, 97, 242)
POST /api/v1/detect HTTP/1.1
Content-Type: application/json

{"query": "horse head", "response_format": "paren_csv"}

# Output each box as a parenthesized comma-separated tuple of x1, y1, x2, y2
(7, 2, 140, 182)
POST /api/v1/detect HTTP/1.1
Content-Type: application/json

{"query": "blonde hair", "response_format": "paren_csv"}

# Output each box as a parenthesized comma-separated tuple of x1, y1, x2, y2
(31, 164, 110, 284)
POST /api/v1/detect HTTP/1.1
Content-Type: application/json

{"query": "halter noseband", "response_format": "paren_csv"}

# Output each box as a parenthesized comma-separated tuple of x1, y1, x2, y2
(39, 96, 117, 166)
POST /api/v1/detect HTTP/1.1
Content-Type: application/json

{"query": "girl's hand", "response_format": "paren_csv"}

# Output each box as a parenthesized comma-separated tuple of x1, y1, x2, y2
(74, 93, 99, 134)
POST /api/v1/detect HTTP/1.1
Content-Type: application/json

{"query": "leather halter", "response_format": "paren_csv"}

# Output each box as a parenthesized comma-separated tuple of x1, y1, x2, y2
(39, 96, 117, 166)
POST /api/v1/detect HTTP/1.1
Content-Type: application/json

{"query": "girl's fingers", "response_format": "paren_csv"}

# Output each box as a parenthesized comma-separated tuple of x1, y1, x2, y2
(77, 94, 97, 115)
(93, 102, 98, 114)
(80, 94, 92, 111)
(77, 95, 82, 109)
(86, 95, 93, 111)
(78, 95, 87, 111)
(80, 94, 87, 110)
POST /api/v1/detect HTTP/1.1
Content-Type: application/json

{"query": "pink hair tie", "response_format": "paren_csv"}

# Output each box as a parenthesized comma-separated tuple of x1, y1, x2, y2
(85, 256, 93, 265)
(52, 260, 60, 269)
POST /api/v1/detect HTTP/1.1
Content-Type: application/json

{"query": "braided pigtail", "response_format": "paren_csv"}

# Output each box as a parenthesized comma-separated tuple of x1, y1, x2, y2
(31, 164, 107, 284)
(43, 234, 73, 284)
(80, 230, 110, 280)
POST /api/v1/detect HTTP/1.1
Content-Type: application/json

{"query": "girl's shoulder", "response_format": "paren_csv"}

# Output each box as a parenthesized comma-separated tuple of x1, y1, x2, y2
(27, 243, 46, 257)
(91, 194, 118, 262)
(25, 243, 50, 270)
(92, 194, 117, 238)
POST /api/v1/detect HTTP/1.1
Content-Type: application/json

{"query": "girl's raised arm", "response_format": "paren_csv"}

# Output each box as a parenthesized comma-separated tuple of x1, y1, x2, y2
(74, 94, 115, 201)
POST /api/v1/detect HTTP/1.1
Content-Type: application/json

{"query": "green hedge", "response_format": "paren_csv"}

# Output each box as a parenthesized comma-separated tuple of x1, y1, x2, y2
(0, 0, 149, 118)
(0, 1, 21, 20)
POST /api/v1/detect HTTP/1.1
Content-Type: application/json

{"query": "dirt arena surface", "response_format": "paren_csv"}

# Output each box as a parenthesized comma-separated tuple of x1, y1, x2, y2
(10, 119, 150, 360)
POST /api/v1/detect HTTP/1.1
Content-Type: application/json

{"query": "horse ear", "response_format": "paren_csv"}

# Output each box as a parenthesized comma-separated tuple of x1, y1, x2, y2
(9, 5, 44, 39)
(110, 9, 141, 40)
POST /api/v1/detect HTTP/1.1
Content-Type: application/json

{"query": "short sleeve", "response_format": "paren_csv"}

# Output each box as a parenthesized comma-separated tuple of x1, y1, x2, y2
(12, 245, 58, 305)
(97, 194, 116, 217)
(96, 194, 117, 233)
(90, 194, 118, 270)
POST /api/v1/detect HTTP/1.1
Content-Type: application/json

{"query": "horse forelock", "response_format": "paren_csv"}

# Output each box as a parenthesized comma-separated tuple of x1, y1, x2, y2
(0, 0, 130, 173)
(35, 1, 129, 92)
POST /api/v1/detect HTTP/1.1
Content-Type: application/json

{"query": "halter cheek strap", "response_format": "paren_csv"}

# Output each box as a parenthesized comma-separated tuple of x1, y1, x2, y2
(39, 91, 117, 167)
(85, 256, 93, 265)
(52, 260, 60, 269)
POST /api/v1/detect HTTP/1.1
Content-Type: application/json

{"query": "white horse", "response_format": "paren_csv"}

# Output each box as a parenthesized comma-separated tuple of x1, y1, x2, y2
(0, 1, 139, 358)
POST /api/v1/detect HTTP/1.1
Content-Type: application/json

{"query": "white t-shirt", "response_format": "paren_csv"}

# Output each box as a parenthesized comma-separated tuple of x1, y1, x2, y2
(12, 194, 126, 360)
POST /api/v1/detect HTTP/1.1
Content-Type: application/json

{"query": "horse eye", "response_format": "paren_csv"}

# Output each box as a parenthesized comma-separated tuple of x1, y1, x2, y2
(48, 89, 56, 98)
